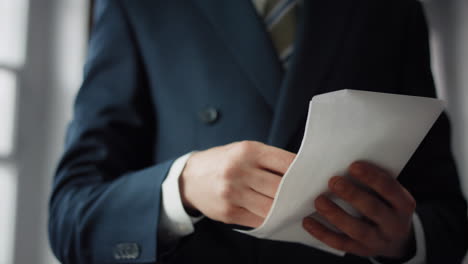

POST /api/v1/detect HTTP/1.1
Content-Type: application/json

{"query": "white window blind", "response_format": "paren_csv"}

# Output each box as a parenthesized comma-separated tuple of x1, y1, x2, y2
(0, 70, 16, 156)
(0, 0, 29, 67)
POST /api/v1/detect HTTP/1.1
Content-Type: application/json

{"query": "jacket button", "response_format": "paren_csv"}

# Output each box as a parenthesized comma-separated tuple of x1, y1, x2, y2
(113, 243, 140, 260)
(198, 107, 219, 125)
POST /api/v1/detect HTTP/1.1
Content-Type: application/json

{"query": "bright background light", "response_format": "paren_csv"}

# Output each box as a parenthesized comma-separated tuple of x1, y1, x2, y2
(0, 70, 16, 156)
(0, 166, 17, 264)
(0, 0, 29, 66)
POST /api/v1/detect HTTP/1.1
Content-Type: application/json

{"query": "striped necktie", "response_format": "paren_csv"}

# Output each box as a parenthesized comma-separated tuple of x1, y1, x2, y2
(264, 0, 298, 68)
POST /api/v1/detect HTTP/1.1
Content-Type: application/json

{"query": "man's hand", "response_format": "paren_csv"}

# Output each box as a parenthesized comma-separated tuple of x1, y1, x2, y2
(180, 141, 296, 228)
(302, 161, 416, 259)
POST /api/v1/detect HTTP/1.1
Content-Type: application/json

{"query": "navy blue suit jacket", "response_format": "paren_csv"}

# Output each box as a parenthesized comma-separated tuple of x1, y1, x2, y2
(49, 0, 468, 263)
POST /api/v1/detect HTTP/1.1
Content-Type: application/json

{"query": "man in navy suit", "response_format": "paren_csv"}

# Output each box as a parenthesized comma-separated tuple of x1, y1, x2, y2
(49, 0, 468, 263)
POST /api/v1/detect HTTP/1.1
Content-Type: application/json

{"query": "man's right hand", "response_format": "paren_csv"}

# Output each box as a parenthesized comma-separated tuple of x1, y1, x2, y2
(179, 141, 296, 228)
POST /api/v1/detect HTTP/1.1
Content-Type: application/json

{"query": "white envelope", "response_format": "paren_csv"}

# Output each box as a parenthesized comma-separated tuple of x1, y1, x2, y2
(237, 89, 444, 256)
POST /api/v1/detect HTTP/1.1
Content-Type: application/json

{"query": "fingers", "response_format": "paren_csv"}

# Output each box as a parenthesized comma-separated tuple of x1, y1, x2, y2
(328, 176, 398, 237)
(302, 217, 372, 257)
(227, 141, 295, 175)
(221, 206, 265, 228)
(256, 144, 296, 175)
(306, 162, 416, 258)
(236, 188, 274, 218)
(314, 195, 386, 252)
(349, 161, 416, 216)
(246, 169, 282, 198)
(186, 141, 293, 229)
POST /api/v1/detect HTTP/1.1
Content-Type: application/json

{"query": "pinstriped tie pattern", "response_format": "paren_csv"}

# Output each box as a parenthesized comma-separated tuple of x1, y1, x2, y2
(264, 0, 298, 68)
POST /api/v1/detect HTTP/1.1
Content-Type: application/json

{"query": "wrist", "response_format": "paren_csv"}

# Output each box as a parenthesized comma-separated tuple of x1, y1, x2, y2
(179, 153, 200, 216)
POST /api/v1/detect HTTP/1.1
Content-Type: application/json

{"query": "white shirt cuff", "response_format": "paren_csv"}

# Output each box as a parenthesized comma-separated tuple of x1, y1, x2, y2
(370, 213, 426, 264)
(158, 152, 203, 244)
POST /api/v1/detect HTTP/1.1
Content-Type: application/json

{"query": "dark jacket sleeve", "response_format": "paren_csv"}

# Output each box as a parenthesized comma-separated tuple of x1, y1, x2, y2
(397, 1, 468, 263)
(48, 0, 172, 263)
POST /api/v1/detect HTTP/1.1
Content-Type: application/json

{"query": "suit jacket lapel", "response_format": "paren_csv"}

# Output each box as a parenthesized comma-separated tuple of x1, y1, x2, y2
(192, 0, 283, 109)
(268, 0, 356, 149)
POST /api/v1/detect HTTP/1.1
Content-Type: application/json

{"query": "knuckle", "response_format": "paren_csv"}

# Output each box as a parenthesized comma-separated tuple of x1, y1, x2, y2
(236, 141, 259, 156)
(222, 163, 237, 181)
(238, 141, 253, 153)
(217, 182, 236, 201)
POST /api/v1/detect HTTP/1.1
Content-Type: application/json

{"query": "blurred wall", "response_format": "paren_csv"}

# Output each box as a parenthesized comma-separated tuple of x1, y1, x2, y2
(423, 0, 468, 260)
(13, 0, 88, 263)
(423, 0, 468, 193)
(41, 0, 89, 263)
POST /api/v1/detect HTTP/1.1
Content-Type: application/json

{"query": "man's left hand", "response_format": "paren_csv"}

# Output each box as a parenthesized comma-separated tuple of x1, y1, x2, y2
(302, 161, 416, 258)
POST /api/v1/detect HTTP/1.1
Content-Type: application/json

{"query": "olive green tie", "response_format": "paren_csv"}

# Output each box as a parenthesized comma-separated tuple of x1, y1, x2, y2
(263, 0, 298, 68)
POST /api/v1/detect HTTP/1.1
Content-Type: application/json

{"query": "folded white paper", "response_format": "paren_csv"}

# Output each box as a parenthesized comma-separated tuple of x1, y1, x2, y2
(237, 89, 444, 256)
